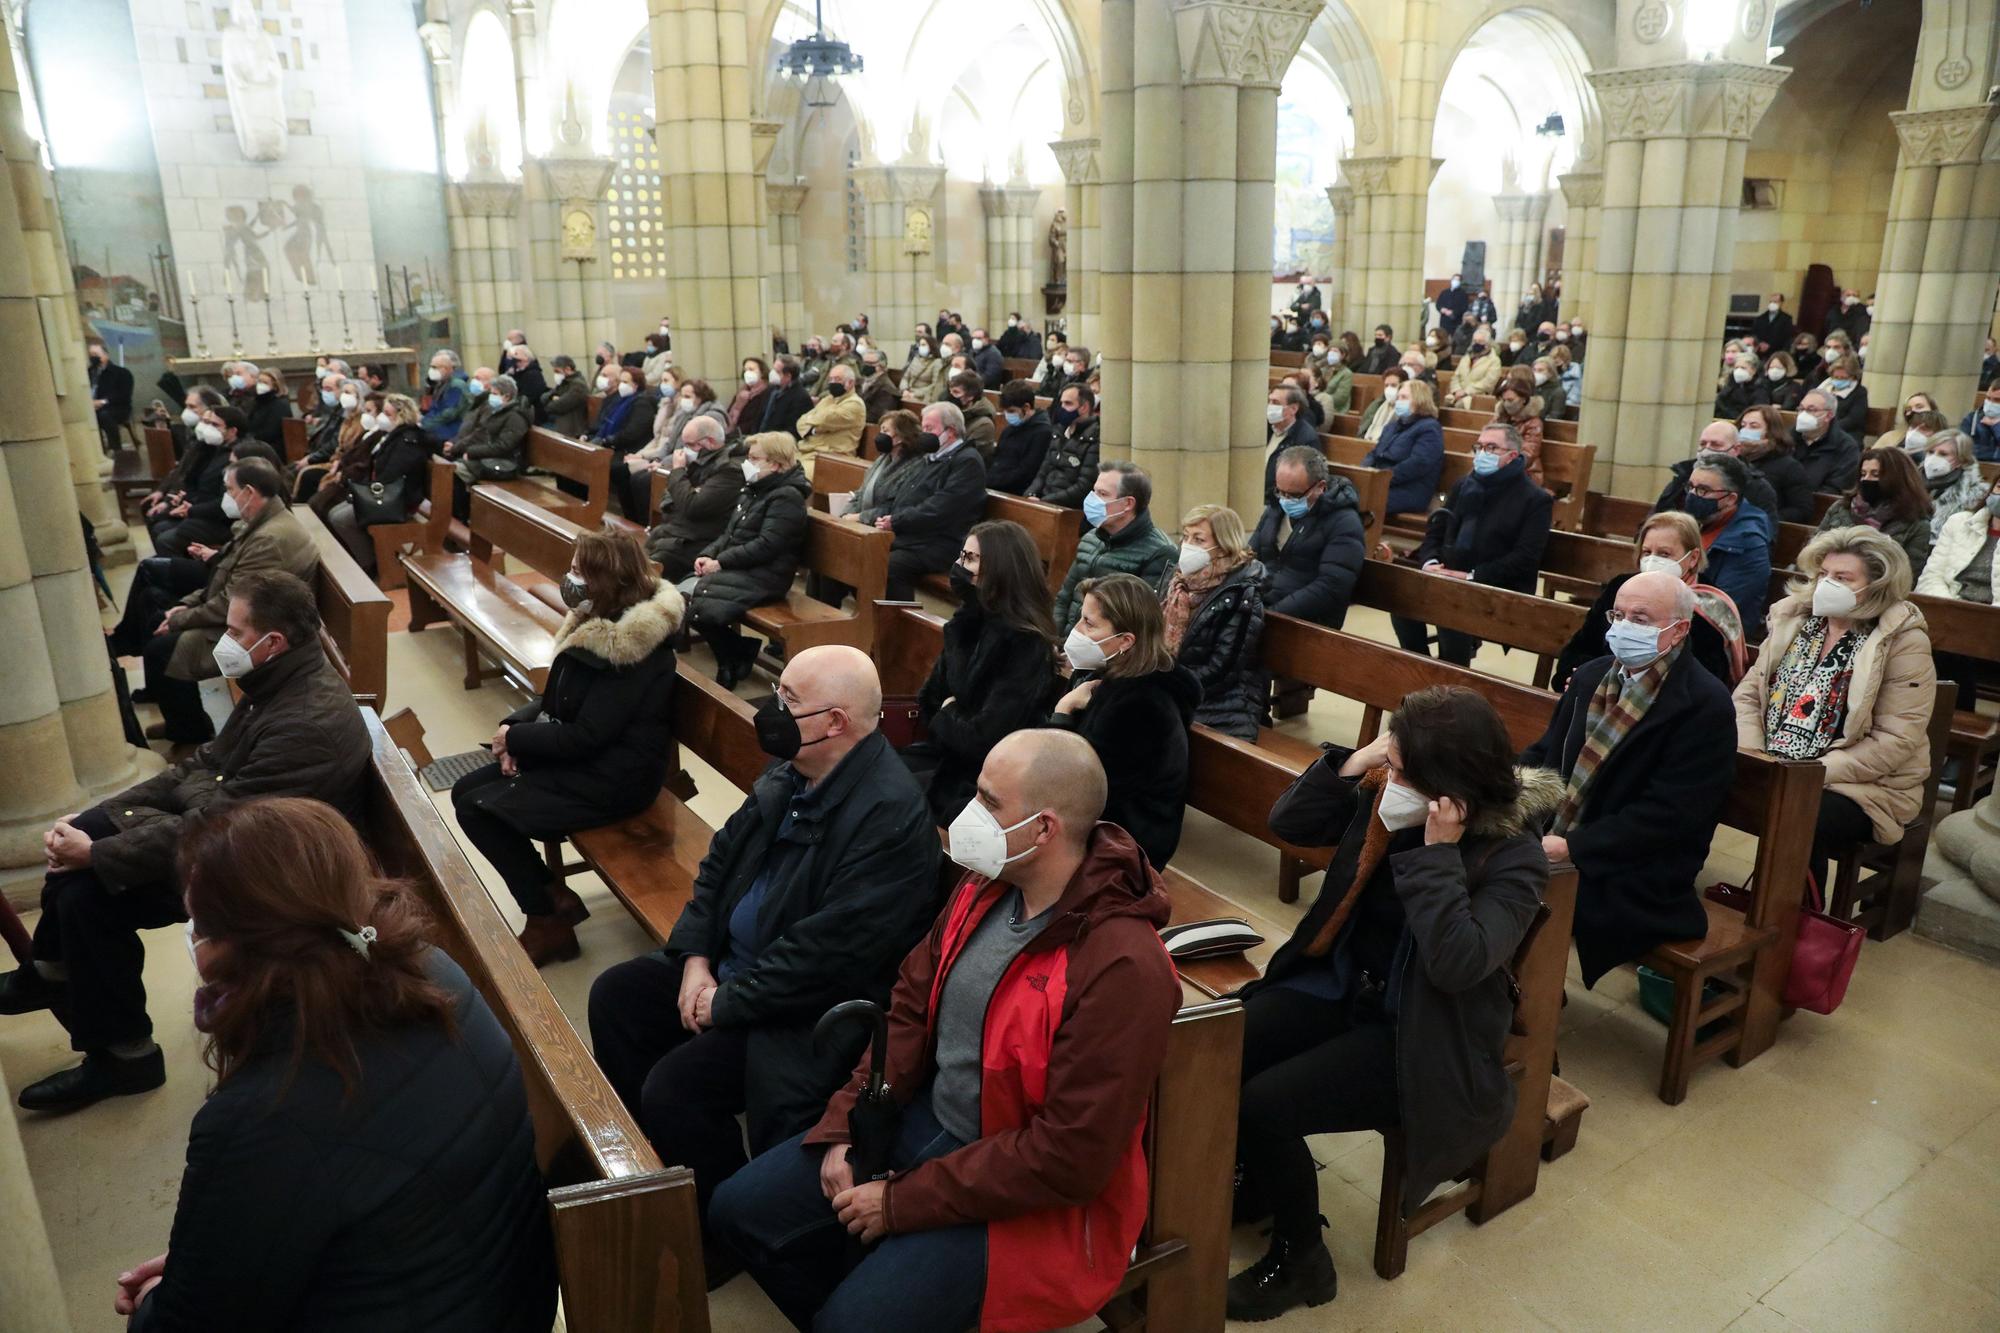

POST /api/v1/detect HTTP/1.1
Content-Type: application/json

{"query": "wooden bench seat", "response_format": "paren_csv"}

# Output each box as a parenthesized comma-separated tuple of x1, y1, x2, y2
(1324, 428, 1597, 532)
(113, 427, 178, 518)
(1348, 558, 1586, 688)
(487, 428, 615, 528)
(403, 487, 582, 692)
(732, 512, 891, 660)
(301, 509, 391, 707)
(368, 457, 459, 593)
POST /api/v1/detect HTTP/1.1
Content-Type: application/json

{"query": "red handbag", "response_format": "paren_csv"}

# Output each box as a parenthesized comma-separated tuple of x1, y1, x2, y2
(1783, 872, 1864, 1015)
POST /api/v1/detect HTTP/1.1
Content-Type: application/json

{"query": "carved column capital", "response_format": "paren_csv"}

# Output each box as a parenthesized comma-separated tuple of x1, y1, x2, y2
(530, 154, 616, 204)
(1588, 61, 1790, 142)
(1558, 170, 1604, 209)
(853, 164, 946, 205)
(452, 179, 524, 218)
(1889, 104, 1999, 166)
(1337, 155, 1399, 196)
(1170, 0, 1317, 89)
(417, 20, 453, 68)
(766, 182, 809, 216)
(979, 184, 1042, 218)
(1049, 137, 1102, 186)
(750, 119, 784, 175)
(1325, 183, 1354, 218)
(1492, 191, 1551, 223)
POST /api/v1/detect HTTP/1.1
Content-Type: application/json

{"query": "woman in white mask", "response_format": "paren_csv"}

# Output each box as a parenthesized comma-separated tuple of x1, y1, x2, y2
(1550, 510, 1745, 690)
(1160, 504, 1266, 740)
(1048, 573, 1200, 869)
(1226, 685, 1556, 1322)
(1912, 427, 1985, 540)
(1734, 525, 1935, 893)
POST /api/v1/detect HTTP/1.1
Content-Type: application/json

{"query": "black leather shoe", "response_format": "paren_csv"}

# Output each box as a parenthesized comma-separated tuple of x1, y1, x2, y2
(1225, 1230, 1338, 1322)
(0, 967, 60, 1016)
(17, 1049, 167, 1112)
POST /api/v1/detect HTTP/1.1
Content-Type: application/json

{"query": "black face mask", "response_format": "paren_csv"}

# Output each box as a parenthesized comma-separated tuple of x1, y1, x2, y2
(1050, 405, 1078, 429)
(558, 575, 592, 611)
(1857, 478, 1885, 505)
(1682, 494, 1721, 524)
(754, 697, 836, 761)
(948, 563, 977, 598)
(827, 382, 848, 397)
(874, 433, 894, 454)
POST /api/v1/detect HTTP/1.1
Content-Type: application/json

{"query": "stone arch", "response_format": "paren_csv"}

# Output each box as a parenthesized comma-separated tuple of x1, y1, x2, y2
(544, 0, 648, 156)
(1303, 0, 1392, 157)
(454, 6, 523, 177)
(1429, 6, 1602, 174)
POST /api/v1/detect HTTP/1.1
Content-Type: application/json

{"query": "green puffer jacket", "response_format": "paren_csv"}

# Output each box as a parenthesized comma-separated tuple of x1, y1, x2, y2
(1052, 511, 1178, 633)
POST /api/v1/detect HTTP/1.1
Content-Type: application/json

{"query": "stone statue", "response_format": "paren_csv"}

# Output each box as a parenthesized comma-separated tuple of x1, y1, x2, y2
(1049, 208, 1068, 286)
(222, 0, 287, 162)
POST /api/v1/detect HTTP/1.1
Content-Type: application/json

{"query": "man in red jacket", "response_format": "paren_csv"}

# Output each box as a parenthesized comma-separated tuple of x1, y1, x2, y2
(708, 729, 1180, 1332)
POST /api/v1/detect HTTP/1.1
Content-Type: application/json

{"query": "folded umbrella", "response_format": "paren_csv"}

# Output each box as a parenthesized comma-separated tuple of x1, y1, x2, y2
(814, 998, 899, 1183)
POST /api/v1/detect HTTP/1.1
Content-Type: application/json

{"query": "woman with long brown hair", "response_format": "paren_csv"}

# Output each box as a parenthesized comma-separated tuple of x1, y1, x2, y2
(453, 527, 685, 963)
(1816, 446, 1934, 576)
(112, 797, 555, 1332)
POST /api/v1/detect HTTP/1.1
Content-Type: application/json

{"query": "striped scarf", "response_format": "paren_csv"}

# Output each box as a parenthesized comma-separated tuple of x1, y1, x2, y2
(1551, 644, 1679, 836)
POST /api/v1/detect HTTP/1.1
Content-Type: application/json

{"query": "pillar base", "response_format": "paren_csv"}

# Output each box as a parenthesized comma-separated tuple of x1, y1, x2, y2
(1917, 794, 2000, 965)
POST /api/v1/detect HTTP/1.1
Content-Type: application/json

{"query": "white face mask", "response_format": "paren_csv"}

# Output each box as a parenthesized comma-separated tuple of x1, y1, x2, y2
(1905, 431, 1930, 453)
(1638, 553, 1688, 580)
(970, 338, 985, 351)
(1177, 543, 1212, 576)
(1766, 366, 1786, 382)
(428, 367, 444, 383)
(211, 629, 272, 679)
(658, 323, 670, 335)
(945, 800, 1044, 881)
(1533, 370, 1550, 386)
(744, 369, 761, 385)
(1265, 403, 1286, 426)
(1732, 368, 1752, 384)
(1063, 625, 1122, 672)
(597, 374, 611, 391)
(1795, 411, 1821, 435)
(1377, 780, 1429, 832)
(1767, 302, 1780, 313)
(742, 459, 764, 482)
(195, 422, 224, 446)
(359, 412, 380, 433)
(181, 407, 201, 428)
(222, 491, 243, 521)
(255, 382, 273, 395)
(339, 392, 358, 410)
(1812, 576, 1859, 619)
(1921, 452, 1953, 480)
(618, 382, 636, 398)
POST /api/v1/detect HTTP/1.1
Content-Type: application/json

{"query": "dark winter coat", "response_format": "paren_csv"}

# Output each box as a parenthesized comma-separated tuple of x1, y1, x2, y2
(129, 951, 555, 1333)
(1364, 414, 1446, 516)
(852, 449, 925, 525)
(1747, 449, 1815, 524)
(888, 443, 988, 571)
(990, 409, 1052, 494)
(354, 424, 434, 525)
(1702, 500, 1776, 637)
(1255, 752, 1554, 1213)
(1521, 650, 1736, 986)
(87, 642, 368, 892)
(1169, 558, 1267, 740)
(909, 600, 1058, 820)
(1654, 456, 1780, 525)
(1027, 416, 1100, 508)
(1252, 477, 1367, 628)
(663, 731, 942, 1148)
(1713, 376, 1764, 421)
(646, 439, 747, 578)
(539, 375, 589, 437)
(1052, 512, 1178, 634)
(456, 399, 533, 477)
(1051, 665, 1202, 868)
(1796, 424, 1862, 495)
(1412, 459, 1553, 595)
(597, 390, 660, 457)
(507, 359, 548, 409)
(958, 398, 998, 461)
(302, 404, 347, 464)
(245, 392, 292, 449)
(762, 381, 815, 439)
(470, 585, 684, 837)
(687, 464, 812, 623)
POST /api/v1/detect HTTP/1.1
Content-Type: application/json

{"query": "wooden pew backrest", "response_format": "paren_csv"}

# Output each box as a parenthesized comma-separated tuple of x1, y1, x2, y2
(301, 509, 391, 706)
(468, 485, 587, 580)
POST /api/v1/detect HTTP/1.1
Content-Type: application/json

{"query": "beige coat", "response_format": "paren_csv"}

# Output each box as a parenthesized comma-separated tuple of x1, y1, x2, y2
(1444, 347, 1502, 403)
(169, 502, 321, 680)
(796, 391, 866, 461)
(1733, 596, 1938, 843)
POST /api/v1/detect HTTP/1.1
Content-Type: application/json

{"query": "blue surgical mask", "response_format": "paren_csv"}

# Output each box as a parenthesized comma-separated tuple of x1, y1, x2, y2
(1738, 426, 1765, 445)
(228, 374, 246, 391)
(1605, 619, 1672, 669)
(1392, 399, 1413, 418)
(1278, 494, 1311, 520)
(1004, 410, 1024, 427)
(320, 388, 338, 406)
(1830, 378, 1854, 391)
(488, 393, 505, 410)
(1082, 491, 1110, 527)
(1982, 401, 2000, 420)
(1472, 451, 1503, 476)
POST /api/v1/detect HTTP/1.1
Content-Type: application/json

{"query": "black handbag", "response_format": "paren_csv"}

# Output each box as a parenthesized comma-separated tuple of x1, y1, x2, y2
(348, 477, 409, 526)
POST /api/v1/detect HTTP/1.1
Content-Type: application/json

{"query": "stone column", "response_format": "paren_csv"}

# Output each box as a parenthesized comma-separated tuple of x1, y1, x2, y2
(1864, 104, 2000, 415)
(1325, 182, 1354, 333)
(1098, 0, 1315, 525)
(0, 66, 151, 872)
(1580, 61, 1788, 496)
(448, 179, 525, 364)
(750, 118, 782, 348)
(1920, 791, 2000, 961)
(1491, 191, 1549, 327)
(1050, 137, 1101, 348)
(1340, 154, 1442, 345)
(524, 154, 617, 364)
(1558, 170, 1603, 330)
(765, 182, 808, 347)
(980, 183, 1041, 333)
(854, 163, 946, 349)
(651, 0, 765, 382)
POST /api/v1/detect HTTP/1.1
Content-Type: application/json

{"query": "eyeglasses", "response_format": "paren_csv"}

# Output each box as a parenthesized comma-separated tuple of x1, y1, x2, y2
(1605, 610, 1683, 627)
(1473, 443, 1512, 456)
(1685, 483, 1734, 499)
(1273, 487, 1315, 502)
(957, 550, 978, 564)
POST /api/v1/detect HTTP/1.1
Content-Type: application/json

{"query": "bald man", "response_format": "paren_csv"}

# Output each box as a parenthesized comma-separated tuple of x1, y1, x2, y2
(1521, 570, 1737, 987)
(587, 645, 939, 1236)
(711, 730, 1181, 1333)
(1653, 419, 1780, 518)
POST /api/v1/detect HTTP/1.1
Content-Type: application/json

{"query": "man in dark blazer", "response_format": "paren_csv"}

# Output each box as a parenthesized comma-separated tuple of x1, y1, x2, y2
(758, 354, 814, 439)
(880, 401, 989, 599)
(1520, 570, 1736, 985)
(1750, 293, 1794, 358)
(89, 339, 135, 453)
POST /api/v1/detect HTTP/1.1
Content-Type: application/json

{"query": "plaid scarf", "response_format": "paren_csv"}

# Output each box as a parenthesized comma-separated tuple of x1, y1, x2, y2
(1551, 643, 1680, 836)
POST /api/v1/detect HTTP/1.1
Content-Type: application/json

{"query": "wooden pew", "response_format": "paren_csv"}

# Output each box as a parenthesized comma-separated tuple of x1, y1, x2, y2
(1000, 355, 1042, 381)
(1829, 681, 1958, 941)
(1917, 595, 2000, 815)
(1580, 490, 1655, 542)
(367, 457, 459, 593)
(1440, 406, 1580, 445)
(300, 509, 391, 708)
(1324, 432, 1597, 533)
(360, 709, 708, 1331)
(112, 427, 180, 518)
(1539, 529, 1642, 603)
(1347, 559, 1587, 688)
(736, 512, 892, 660)
(403, 485, 580, 691)
(281, 416, 309, 464)
(483, 428, 614, 529)
(809, 452, 1084, 599)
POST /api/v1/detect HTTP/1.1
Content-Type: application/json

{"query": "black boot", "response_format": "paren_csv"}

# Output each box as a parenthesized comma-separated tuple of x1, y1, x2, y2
(1225, 1225, 1338, 1322)
(17, 1048, 167, 1112)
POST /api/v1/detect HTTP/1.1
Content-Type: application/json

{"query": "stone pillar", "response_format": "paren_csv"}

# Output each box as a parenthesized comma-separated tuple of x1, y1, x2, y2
(1340, 154, 1442, 345)
(1558, 170, 1603, 331)
(1325, 182, 1354, 333)
(448, 179, 525, 363)
(750, 118, 782, 348)
(1491, 191, 1549, 327)
(1920, 791, 2000, 962)
(651, 0, 765, 382)
(855, 163, 946, 349)
(1098, 0, 1315, 525)
(1864, 104, 2000, 415)
(1580, 62, 1788, 496)
(766, 182, 808, 347)
(980, 183, 1041, 333)
(0, 61, 151, 871)
(1050, 137, 1101, 348)
(524, 154, 617, 364)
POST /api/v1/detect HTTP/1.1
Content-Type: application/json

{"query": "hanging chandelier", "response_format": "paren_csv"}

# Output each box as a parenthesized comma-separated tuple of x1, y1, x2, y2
(776, 0, 862, 109)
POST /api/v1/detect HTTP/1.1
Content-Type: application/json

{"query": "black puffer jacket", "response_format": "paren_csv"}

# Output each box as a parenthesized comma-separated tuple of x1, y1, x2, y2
(353, 424, 435, 525)
(663, 732, 941, 1148)
(1168, 558, 1267, 740)
(471, 584, 684, 836)
(646, 439, 747, 578)
(1251, 477, 1367, 628)
(990, 409, 1052, 494)
(1051, 665, 1202, 869)
(1027, 416, 1100, 508)
(130, 951, 556, 1333)
(687, 464, 812, 621)
(245, 393, 292, 449)
(909, 600, 1058, 820)
(1413, 459, 1553, 594)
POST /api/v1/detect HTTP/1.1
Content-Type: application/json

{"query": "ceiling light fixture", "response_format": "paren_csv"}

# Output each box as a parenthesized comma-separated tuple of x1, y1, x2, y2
(776, 0, 862, 109)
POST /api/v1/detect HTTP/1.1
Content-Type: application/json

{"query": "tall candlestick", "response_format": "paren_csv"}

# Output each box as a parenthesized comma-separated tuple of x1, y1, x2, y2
(262, 296, 276, 352)
(226, 294, 243, 354)
(302, 290, 318, 349)
(188, 292, 207, 357)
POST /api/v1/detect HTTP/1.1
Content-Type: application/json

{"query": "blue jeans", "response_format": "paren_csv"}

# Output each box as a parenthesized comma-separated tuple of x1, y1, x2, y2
(709, 1093, 986, 1333)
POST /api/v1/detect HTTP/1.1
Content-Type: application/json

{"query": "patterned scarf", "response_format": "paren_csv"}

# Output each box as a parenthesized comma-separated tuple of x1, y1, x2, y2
(1160, 557, 1236, 653)
(1304, 767, 1393, 957)
(1551, 642, 1680, 836)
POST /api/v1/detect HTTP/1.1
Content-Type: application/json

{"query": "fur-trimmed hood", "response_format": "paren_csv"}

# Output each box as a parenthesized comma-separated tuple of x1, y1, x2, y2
(1479, 765, 1565, 838)
(552, 581, 685, 667)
